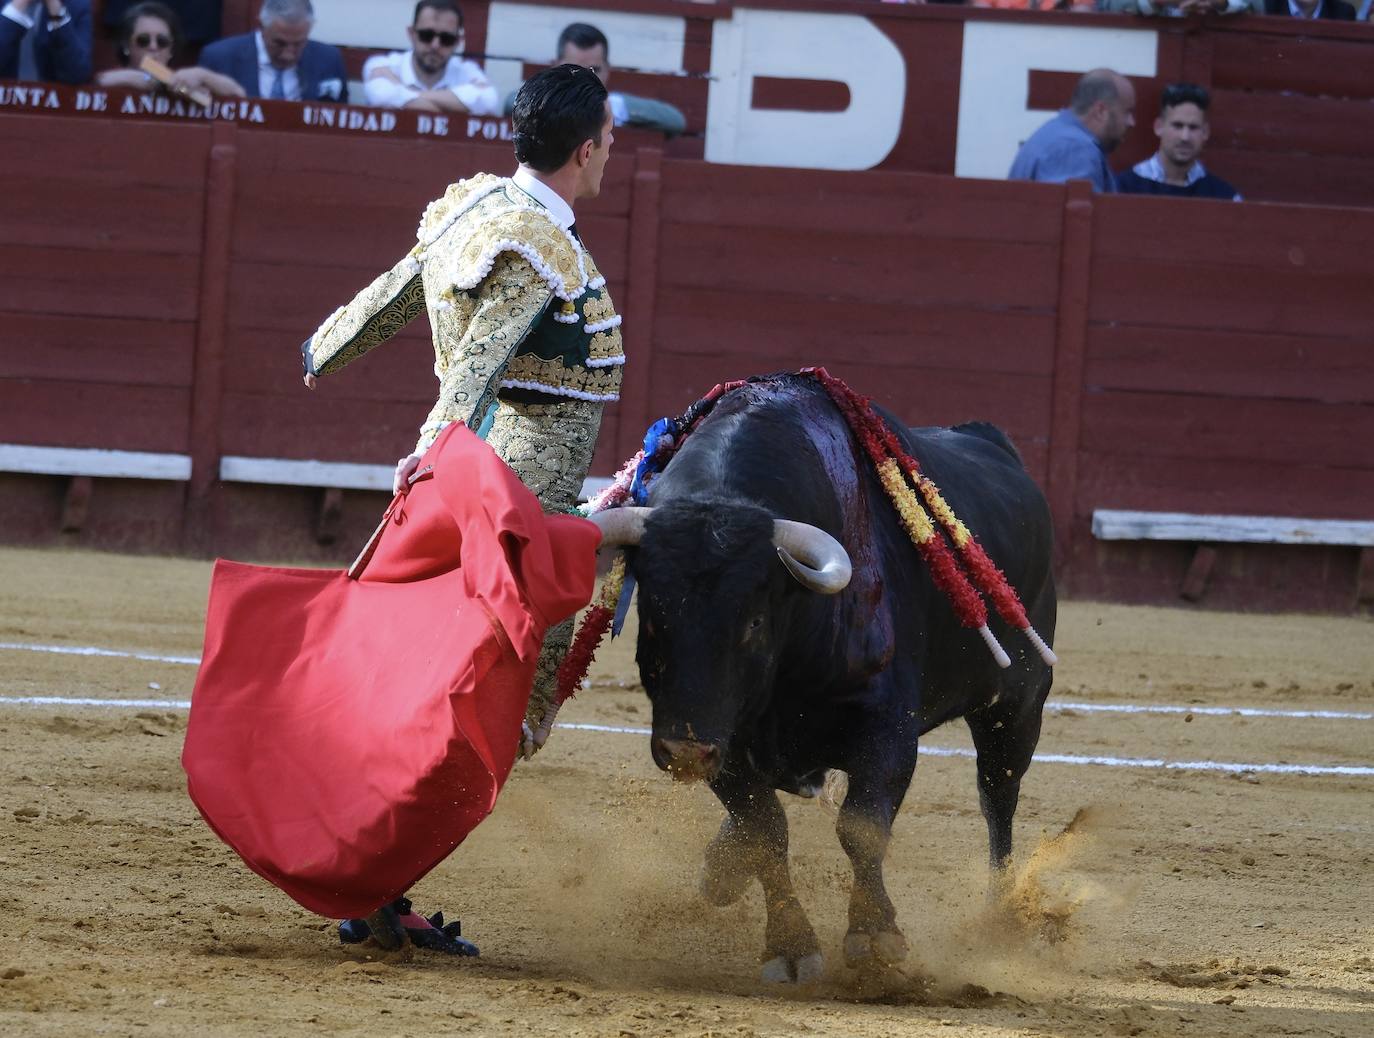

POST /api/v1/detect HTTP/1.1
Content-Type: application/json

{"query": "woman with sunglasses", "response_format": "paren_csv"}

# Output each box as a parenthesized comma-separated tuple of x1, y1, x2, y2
(97, 1, 245, 100)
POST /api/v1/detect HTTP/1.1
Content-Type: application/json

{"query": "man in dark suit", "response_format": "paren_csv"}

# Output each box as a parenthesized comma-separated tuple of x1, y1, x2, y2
(198, 0, 346, 103)
(0, 0, 92, 83)
(1260, 0, 1356, 17)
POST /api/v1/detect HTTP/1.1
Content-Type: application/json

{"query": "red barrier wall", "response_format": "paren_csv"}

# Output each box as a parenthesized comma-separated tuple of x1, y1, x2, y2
(1, 103, 1371, 609)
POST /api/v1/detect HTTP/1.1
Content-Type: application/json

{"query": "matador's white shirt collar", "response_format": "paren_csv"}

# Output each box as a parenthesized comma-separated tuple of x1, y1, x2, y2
(511, 166, 576, 230)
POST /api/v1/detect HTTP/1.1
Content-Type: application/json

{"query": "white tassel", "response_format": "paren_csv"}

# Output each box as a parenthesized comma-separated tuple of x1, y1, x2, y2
(978, 624, 1011, 669)
(498, 378, 620, 402)
(585, 356, 625, 369)
(584, 314, 622, 334)
(1023, 626, 1058, 666)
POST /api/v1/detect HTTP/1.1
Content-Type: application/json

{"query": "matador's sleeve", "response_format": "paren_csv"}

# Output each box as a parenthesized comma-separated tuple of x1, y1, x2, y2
(411, 251, 553, 456)
(303, 252, 427, 377)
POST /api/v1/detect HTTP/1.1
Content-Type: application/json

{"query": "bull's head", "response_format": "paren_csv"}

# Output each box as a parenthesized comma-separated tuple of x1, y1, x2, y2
(592, 501, 851, 784)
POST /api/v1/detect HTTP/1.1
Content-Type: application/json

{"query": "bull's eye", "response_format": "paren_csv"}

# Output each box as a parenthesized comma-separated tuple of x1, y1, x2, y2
(744, 615, 765, 639)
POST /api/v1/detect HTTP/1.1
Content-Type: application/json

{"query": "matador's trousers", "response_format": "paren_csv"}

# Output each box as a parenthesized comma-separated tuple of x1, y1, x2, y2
(482, 397, 604, 726)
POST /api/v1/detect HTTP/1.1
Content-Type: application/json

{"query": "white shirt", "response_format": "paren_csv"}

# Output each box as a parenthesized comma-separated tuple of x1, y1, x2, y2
(511, 166, 575, 229)
(256, 30, 301, 101)
(362, 49, 499, 115)
(1287, 0, 1323, 13)
(2, 2, 70, 29)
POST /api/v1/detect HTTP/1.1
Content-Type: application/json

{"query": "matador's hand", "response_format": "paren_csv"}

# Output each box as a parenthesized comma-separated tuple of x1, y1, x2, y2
(520, 701, 562, 760)
(393, 454, 422, 495)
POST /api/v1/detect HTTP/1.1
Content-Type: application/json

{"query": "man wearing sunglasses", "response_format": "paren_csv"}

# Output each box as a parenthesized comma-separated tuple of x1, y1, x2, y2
(0, 0, 92, 84)
(362, 0, 498, 115)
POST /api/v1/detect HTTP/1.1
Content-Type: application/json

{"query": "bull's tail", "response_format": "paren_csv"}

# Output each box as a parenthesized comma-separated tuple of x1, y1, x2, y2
(950, 421, 1024, 466)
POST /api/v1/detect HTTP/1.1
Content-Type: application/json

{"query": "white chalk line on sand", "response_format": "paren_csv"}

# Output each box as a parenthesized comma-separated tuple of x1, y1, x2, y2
(2, 640, 1369, 722)
(1, 696, 1370, 778)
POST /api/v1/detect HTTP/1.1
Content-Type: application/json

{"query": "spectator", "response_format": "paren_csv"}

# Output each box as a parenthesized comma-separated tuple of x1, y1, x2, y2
(1257, 0, 1356, 17)
(0, 0, 92, 83)
(103, 0, 221, 54)
(1116, 83, 1241, 201)
(1008, 69, 1136, 193)
(96, 3, 244, 100)
(362, 1, 497, 115)
(1103, 0, 1251, 16)
(505, 23, 686, 139)
(198, 0, 346, 103)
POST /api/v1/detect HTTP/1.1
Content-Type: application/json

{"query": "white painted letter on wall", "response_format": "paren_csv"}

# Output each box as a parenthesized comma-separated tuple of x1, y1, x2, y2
(706, 10, 905, 171)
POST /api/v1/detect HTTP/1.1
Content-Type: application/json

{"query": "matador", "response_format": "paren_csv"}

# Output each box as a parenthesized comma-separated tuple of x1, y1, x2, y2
(302, 65, 620, 759)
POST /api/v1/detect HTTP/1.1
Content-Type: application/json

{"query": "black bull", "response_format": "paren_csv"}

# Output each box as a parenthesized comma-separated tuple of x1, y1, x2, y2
(609, 375, 1056, 983)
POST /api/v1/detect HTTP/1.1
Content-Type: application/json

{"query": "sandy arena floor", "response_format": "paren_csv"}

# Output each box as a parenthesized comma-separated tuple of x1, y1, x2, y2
(0, 545, 1371, 1037)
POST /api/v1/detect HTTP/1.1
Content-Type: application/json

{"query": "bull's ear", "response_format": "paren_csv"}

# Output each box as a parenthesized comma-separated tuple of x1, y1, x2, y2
(773, 520, 851, 594)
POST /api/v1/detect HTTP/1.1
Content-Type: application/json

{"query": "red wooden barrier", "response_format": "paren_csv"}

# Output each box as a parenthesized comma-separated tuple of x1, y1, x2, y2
(1, 100, 1371, 608)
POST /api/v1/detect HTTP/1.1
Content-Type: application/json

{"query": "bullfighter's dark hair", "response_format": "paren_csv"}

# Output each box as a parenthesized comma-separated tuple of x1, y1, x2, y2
(117, 2, 184, 65)
(1159, 83, 1210, 115)
(512, 64, 609, 173)
(557, 22, 609, 60)
(413, 0, 464, 29)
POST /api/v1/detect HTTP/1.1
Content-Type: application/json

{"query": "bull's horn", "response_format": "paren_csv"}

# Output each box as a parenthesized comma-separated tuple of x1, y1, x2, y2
(588, 506, 651, 547)
(773, 520, 852, 594)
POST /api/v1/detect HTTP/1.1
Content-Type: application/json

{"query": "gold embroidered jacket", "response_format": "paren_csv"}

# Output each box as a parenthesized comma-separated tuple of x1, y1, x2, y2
(306, 173, 624, 456)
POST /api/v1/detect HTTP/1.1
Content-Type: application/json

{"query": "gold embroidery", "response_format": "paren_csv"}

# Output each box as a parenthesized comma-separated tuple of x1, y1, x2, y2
(502, 352, 623, 399)
(310, 267, 425, 375)
(447, 209, 585, 297)
(581, 292, 617, 327)
(587, 327, 624, 364)
(415, 252, 552, 453)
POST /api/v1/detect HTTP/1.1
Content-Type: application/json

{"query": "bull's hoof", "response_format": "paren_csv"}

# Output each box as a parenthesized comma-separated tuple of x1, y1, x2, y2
(843, 930, 909, 969)
(364, 904, 409, 952)
(760, 952, 825, 984)
(698, 860, 750, 907)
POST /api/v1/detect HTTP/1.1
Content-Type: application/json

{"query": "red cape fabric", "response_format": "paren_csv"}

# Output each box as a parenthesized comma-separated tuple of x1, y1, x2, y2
(182, 424, 600, 919)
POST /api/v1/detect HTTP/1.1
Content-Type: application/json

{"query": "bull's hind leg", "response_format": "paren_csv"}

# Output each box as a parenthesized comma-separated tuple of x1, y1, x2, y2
(707, 767, 823, 984)
(966, 668, 1053, 868)
(835, 754, 916, 970)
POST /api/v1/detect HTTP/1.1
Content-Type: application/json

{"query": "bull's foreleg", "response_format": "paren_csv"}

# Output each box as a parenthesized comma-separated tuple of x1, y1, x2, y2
(835, 757, 915, 970)
(707, 768, 823, 984)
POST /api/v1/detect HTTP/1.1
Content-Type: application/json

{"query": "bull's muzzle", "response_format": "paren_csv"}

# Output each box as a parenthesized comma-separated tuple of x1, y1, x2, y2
(651, 736, 722, 783)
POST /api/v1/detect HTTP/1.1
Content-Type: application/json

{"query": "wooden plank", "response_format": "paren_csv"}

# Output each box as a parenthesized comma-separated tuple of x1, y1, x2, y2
(1085, 325, 1374, 406)
(870, 17, 962, 175)
(1075, 452, 1374, 522)
(217, 392, 426, 462)
(656, 225, 1060, 310)
(220, 456, 394, 491)
(1199, 147, 1374, 209)
(1092, 194, 1374, 272)
(1210, 32, 1374, 101)
(0, 314, 196, 386)
(221, 325, 436, 400)
(0, 115, 209, 253)
(1080, 391, 1374, 470)
(1087, 256, 1374, 338)
(0, 246, 201, 321)
(1209, 89, 1374, 161)
(0, 380, 190, 451)
(654, 289, 1057, 376)
(0, 444, 192, 480)
(1092, 509, 1374, 547)
(661, 161, 1063, 242)
(220, 454, 612, 501)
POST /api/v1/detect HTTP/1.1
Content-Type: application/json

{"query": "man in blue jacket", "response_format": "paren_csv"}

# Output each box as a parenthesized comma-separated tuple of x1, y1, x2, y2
(1008, 69, 1136, 194)
(198, 0, 346, 103)
(0, 0, 92, 83)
